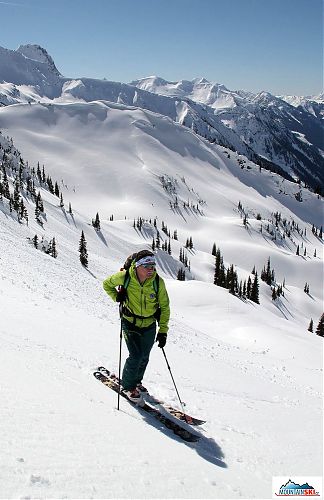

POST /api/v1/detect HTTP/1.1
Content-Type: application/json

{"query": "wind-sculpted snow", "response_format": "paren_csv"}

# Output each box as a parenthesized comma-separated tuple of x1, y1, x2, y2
(0, 43, 323, 189)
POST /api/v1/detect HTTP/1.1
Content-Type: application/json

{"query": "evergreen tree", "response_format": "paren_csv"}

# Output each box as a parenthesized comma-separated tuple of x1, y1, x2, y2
(68, 202, 73, 215)
(60, 193, 64, 208)
(51, 237, 57, 258)
(13, 178, 20, 212)
(19, 199, 28, 224)
(246, 276, 252, 299)
(32, 234, 38, 249)
(250, 272, 260, 304)
(36, 191, 44, 212)
(35, 206, 43, 226)
(92, 212, 101, 231)
(226, 264, 236, 295)
(79, 231, 88, 267)
(156, 231, 160, 249)
(37, 162, 42, 183)
(308, 319, 313, 333)
(296, 245, 300, 256)
(55, 181, 60, 197)
(315, 313, 324, 337)
(151, 238, 155, 251)
(177, 268, 185, 281)
(212, 242, 217, 256)
(47, 176, 54, 194)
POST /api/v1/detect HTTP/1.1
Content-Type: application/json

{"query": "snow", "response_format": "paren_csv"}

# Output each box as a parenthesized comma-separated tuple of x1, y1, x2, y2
(0, 49, 323, 500)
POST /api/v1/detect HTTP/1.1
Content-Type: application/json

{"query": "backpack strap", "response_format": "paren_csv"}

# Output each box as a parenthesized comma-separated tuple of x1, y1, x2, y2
(153, 274, 160, 295)
(123, 268, 131, 290)
(122, 272, 161, 324)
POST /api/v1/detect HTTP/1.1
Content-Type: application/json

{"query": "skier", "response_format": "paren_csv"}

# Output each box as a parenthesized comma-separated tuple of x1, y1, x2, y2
(103, 250, 170, 404)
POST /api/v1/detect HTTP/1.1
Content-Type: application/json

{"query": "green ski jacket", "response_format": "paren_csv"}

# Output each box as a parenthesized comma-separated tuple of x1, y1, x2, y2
(103, 263, 170, 334)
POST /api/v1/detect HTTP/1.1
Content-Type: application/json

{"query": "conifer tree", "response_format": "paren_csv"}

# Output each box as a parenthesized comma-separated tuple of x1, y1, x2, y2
(156, 231, 160, 249)
(250, 272, 260, 304)
(246, 276, 252, 299)
(51, 237, 57, 258)
(60, 193, 64, 208)
(13, 179, 20, 212)
(243, 280, 247, 298)
(92, 212, 101, 231)
(308, 319, 313, 332)
(272, 287, 277, 301)
(212, 242, 216, 256)
(35, 205, 43, 226)
(36, 191, 44, 212)
(79, 231, 88, 267)
(315, 313, 324, 337)
(177, 268, 185, 281)
(32, 234, 38, 249)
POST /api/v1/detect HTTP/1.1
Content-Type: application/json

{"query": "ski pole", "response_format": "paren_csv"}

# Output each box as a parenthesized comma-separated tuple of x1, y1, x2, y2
(161, 347, 189, 422)
(117, 304, 123, 410)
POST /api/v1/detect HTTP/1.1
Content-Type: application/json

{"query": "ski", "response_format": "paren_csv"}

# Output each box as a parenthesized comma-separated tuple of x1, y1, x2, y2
(96, 366, 206, 426)
(93, 370, 200, 443)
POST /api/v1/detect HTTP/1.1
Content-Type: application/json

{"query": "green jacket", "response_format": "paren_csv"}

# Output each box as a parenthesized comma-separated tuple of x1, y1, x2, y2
(103, 263, 170, 334)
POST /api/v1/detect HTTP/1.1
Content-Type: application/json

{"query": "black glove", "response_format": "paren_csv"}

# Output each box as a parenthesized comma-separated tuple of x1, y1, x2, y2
(156, 332, 167, 348)
(116, 288, 127, 303)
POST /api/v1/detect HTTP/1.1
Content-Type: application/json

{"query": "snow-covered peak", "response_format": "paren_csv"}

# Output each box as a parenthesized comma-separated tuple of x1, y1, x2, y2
(17, 44, 62, 76)
(131, 75, 238, 109)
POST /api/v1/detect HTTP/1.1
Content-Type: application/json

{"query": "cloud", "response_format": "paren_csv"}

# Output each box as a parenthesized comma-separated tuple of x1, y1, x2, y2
(0, 1, 25, 5)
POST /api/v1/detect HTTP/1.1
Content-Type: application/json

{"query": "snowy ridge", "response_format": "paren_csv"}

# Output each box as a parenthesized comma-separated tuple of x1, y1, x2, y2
(0, 47, 323, 499)
(0, 44, 323, 190)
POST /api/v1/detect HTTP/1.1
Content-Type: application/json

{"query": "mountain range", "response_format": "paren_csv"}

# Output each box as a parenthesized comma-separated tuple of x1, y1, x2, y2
(1, 44, 323, 192)
(0, 43, 323, 498)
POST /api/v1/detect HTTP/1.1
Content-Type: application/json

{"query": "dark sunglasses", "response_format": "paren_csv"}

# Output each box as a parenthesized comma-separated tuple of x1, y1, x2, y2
(142, 264, 156, 269)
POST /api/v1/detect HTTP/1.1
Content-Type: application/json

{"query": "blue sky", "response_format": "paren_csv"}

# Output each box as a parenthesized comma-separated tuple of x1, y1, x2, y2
(0, 0, 322, 95)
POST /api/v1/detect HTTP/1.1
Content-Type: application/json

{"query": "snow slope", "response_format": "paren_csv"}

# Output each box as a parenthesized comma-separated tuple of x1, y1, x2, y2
(0, 97, 323, 499)
(1, 44, 323, 190)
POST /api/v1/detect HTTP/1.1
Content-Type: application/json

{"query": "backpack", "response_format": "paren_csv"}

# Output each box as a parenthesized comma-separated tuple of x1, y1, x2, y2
(118, 252, 161, 322)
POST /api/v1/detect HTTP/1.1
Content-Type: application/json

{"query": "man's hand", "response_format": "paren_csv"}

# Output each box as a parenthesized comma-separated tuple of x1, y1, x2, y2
(156, 332, 167, 348)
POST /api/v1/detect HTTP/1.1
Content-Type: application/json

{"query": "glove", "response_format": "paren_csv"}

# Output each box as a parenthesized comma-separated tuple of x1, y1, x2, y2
(116, 288, 127, 303)
(156, 331, 167, 348)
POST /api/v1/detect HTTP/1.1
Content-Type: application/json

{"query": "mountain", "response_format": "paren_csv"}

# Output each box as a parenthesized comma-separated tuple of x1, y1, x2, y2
(132, 77, 324, 191)
(0, 44, 323, 498)
(280, 93, 324, 121)
(0, 45, 323, 191)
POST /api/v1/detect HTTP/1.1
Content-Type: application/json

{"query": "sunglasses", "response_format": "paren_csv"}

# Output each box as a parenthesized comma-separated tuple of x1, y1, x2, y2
(142, 264, 156, 269)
